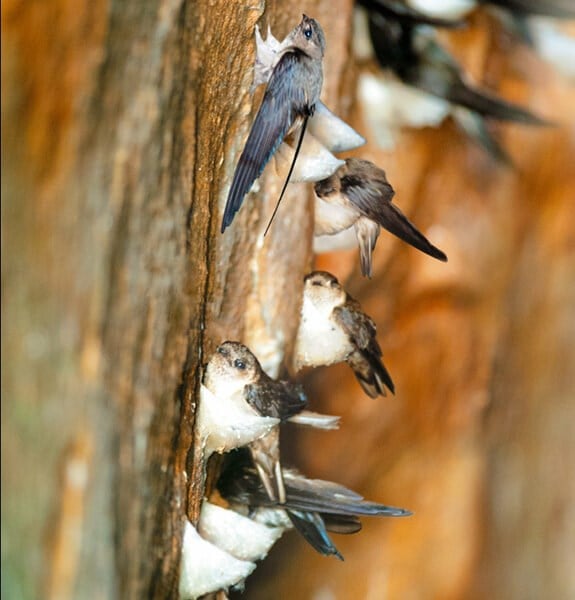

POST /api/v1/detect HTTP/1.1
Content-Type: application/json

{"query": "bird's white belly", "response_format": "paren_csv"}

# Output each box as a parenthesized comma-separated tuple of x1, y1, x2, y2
(197, 385, 279, 456)
(295, 303, 350, 368)
(314, 195, 358, 235)
(314, 227, 357, 253)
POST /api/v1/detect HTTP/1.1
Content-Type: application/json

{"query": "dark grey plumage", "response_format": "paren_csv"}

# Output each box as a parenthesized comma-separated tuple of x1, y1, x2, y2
(244, 357, 307, 505)
(218, 450, 411, 560)
(334, 296, 396, 397)
(245, 378, 307, 419)
(221, 15, 326, 232)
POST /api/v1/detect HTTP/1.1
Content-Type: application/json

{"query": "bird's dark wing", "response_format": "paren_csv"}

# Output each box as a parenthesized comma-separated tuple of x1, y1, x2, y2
(334, 301, 395, 396)
(346, 348, 395, 398)
(217, 455, 411, 518)
(370, 13, 550, 126)
(287, 510, 344, 560)
(332, 298, 378, 354)
(221, 52, 308, 232)
(341, 170, 395, 209)
(282, 471, 411, 518)
(411, 38, 550, 125)
(245, 380, 307, 420)
(443, 78, 550, 124)
(359, 0, 463, 27)
(343, 176, 448, 262)
(368, 11, 415, 72)
(481, 0, 575, 19)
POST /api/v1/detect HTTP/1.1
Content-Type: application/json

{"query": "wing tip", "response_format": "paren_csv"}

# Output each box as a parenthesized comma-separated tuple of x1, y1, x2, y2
(432, 246, 448, 262)
(221, 195, 241, 233)
(220, 204, 234, 233)
(357, 370, 395, 398)
(376, 357, 395, 396)
(367, 505, 413, 517)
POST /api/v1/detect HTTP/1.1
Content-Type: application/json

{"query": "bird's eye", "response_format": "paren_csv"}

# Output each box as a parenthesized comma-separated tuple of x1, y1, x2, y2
(311, 280, 322, 286)
(304, 25, 312, 39)
(234, 358, 246, 370)
(217, 346, 226, 355)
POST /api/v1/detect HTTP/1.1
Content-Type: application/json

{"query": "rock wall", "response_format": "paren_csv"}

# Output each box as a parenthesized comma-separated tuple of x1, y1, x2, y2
(2, 1, 574, 598)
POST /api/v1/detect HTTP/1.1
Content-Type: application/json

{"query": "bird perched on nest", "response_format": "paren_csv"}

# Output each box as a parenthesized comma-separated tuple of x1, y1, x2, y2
(221, 15, 326, 233)
(217, 449, 412, 561)
(200, 341, 339, 504)
(314, 158, 447, 277)
(295, 271, 395, 398)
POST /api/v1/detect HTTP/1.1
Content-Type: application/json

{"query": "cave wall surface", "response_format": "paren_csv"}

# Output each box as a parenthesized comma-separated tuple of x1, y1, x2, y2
(2, 1, 574, 599)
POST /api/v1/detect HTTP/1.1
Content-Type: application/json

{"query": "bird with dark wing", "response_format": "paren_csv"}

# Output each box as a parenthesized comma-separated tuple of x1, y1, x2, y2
(221, 15, 326, 232)
(218, 449, 412, 560)
(295, 271, 396, 398)
(314, 158, 447, 276)
(365, 10, 551, 161)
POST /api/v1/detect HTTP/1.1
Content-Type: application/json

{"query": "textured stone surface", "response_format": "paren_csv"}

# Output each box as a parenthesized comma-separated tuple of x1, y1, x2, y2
(3, 2, 574, 599)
